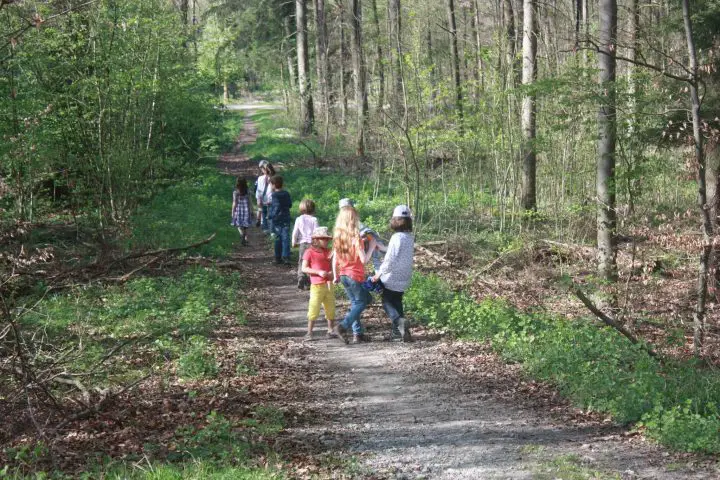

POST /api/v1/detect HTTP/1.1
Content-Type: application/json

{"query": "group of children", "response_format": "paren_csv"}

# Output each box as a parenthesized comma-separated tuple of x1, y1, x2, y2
(230, 160, 415, 344)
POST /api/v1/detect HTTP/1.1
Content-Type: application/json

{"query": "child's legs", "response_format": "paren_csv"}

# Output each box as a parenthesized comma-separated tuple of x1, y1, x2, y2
(320, 284, 336, 329)
(340, 276, 368, 334)
(280, 225, 291, 259)
(261, 205, 270, 231)
(381, 288, 404, 322)
(273, 225, 283, 259)
(297, 243, 309, 280)
(307, 285, 323, 332)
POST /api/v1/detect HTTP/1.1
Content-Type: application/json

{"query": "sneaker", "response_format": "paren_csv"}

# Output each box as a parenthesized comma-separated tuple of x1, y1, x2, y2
(397, 317, 411, 343)
(282, 257, 291, 265)
(274, 257, 282, 265)
(326, 331, 339, 339)
(332, 323, 349, 344)
(303, 332, 313, 341)
(351, 333, 362, 344)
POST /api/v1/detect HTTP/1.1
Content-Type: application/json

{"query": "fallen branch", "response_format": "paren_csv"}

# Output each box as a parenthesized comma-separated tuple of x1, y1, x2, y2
(112, 233, 217, 264)
(107, 256, 160, 283)
(570, 282, 658, 358)
(414, 244, 453, 266)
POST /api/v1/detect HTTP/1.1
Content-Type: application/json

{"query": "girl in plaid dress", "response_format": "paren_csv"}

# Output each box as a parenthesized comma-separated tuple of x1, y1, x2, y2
(231, 177, 253, 245)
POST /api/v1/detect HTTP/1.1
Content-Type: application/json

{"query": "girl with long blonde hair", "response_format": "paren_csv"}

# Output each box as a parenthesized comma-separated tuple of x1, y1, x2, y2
(332, 206, 377, 344)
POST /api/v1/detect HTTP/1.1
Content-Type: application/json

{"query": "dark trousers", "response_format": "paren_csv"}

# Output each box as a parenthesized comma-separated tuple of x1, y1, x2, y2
(381, 288, 404, 322)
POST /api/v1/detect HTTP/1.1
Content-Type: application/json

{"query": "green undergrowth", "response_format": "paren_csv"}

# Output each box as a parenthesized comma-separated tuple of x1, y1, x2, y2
(17, 266, 243, 387)
(128, 162, 238, 258)
(404, 273, 720, 454)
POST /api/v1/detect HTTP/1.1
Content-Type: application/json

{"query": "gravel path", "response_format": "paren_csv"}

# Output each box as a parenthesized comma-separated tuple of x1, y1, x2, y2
(222, 107, 717, 480)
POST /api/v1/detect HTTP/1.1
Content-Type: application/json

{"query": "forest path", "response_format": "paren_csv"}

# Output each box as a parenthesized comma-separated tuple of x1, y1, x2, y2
(219, 108, 708, 480)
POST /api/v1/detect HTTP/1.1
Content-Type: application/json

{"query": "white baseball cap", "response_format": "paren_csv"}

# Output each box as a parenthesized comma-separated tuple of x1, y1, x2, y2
(258, 159, 269, 168)
(392, 204, 412, 218)
(338, 198, 355, 209)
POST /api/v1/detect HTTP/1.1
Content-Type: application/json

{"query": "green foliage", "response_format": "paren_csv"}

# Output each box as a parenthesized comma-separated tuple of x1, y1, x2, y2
(18, 267, 243, 386)
(407, 273, 720, 453)
(0, 0, 221, 224)
(129, 164, 240, 257)
(639, 401, 720, 453)
(177, 336, 219, 380)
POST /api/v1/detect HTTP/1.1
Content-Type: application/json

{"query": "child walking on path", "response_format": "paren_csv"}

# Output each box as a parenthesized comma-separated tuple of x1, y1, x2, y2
(301, 227, 337, 341)
(338, 198, 387, 270)
(255, 161, 275, 233)
(292, 199, 319, 289)
(371, 205, 415, 342)
(268, 175, 292, 264)
(231, 177, 253, 245)
(332, 205, 378, 344)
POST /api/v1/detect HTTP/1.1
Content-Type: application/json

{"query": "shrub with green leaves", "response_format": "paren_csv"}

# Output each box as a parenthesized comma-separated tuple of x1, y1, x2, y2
(406, 273, 720, 453)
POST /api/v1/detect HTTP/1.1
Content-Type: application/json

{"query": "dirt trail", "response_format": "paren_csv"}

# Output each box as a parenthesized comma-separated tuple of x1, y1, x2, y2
(219, 109, 715, 479)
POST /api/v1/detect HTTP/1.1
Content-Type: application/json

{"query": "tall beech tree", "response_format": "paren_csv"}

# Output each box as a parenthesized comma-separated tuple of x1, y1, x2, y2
(446, 0, 463, 132)
(520, 0, 538, 212)
(681, 0, 712, 356)
(350, 0, 368, 156)
(296, 0, 314, 134)
(596, 0, 618, 282)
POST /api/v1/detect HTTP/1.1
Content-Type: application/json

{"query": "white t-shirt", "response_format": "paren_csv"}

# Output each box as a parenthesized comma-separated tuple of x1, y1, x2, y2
(256, 175, 273, 205)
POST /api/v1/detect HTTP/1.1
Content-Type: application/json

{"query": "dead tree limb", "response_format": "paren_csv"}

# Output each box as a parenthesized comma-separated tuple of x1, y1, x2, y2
(570, 282, 657, 358)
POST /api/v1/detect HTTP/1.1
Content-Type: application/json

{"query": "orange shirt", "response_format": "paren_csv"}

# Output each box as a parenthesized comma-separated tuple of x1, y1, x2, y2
(336, 237, 366, 282)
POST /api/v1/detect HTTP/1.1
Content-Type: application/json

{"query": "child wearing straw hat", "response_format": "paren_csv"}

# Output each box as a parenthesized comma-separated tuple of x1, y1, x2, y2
(301, 227, 337, 341)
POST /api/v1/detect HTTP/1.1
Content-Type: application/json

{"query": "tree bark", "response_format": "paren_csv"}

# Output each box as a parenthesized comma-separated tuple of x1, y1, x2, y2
(682, 0, 713, 356)
(446, 0, 463, 133)
(297, 0, 315, 135)
(597, 0, 617, 281)
(350, 0, 368, 156)
(502, 0, 517, 87)
(339, 1, 348, 127)
(315, 0, 331, 123)
(472, 0, 484, 97)
(370, 0, 384, 116)
(388, 0, 404, 118)
(520, 0, 537, 212)
(283, 15, 297, 89)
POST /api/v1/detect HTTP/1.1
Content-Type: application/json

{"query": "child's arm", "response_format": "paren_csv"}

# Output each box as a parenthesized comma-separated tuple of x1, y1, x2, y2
(371, 235, 396, 281)
(291, 218, 300, 247)
(302, 259, 330, 279)
(332, 251, 338, 283)
(356, 236, 377, 265)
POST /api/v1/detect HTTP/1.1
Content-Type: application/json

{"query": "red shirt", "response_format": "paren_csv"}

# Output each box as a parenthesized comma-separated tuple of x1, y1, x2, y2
(335, 238, 366, 283)
(303, 246, 332, 284)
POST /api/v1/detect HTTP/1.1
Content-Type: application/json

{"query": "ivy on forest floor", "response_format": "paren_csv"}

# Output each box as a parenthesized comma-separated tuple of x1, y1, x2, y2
(404, 273, 720, 454)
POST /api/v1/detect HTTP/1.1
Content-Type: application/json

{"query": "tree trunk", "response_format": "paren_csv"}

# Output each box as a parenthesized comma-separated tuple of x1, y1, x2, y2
(682, 0, 713, 357)
(339, 2, 348, 127)
(472, 0, 484, 97)
(626, 0, 640, 215)
(283, 15, 297, 89)
(503, 0, 517, 87)
(446, 0, 463, 133)
(388, 0, 404, 118)
(297, 0, 315, 135)
(371, 0, 385, 115)
(315, 0, 331, 123)
(597, 0, 617, 281)
(520, 0, 537, 212)
(350, 0, 368, 157)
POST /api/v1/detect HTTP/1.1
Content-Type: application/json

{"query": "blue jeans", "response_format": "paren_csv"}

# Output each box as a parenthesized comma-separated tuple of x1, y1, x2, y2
(340, 276, 372, 334)
(261, 205, 271, 232)
(273, 223, 291, 260)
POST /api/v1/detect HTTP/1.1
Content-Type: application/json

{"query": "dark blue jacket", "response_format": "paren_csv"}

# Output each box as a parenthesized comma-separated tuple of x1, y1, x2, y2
(269, 190, 292, 226)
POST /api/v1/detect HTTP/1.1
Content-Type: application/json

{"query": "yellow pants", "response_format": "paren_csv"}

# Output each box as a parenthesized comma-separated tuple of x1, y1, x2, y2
(307, 283, 336, 322)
